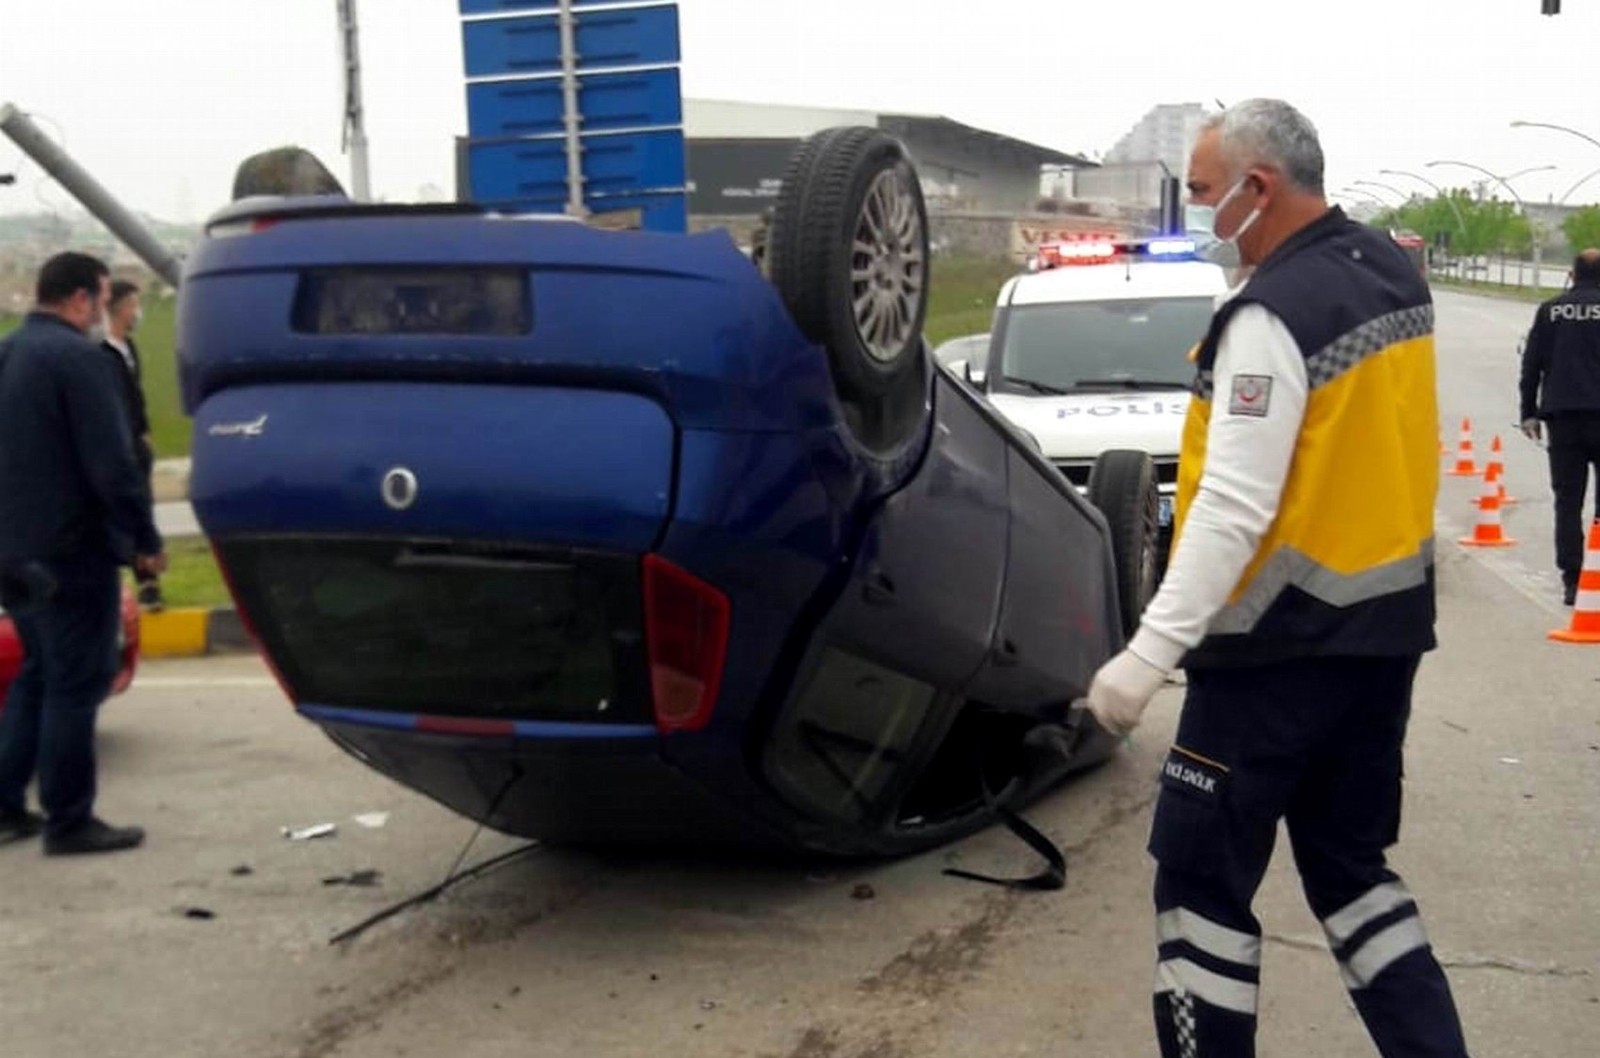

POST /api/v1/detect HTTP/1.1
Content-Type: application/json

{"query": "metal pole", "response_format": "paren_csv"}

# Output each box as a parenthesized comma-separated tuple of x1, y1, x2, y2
(337, 0, 371, 202)
(1380, 168, 1469, 242)
(556, 0, 586, 219)
(1533, 193, 1547, 290)
(0, 103, 183, 287)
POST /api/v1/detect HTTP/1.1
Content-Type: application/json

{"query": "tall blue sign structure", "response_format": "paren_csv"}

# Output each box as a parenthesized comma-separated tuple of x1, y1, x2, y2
(459, 0, 688, 232)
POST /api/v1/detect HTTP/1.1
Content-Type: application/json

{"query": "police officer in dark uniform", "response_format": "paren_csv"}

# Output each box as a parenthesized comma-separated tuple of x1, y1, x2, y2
(0, 252, 166, 856)
(1085, 100, 1470, 1057)
(1519, 248, 1600, 605)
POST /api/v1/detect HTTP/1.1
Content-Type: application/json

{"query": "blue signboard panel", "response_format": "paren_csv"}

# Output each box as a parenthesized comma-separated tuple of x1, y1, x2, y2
(460, 1, 687, 231)
(460, 0, 617, 14)
(467, 129, 685, 204)
(462, 5, 679, 79)
(467, 68, 681, 138)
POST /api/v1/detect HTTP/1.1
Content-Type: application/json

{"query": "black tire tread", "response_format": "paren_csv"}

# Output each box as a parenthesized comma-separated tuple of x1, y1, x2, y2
(1087, 449, 1159, 639)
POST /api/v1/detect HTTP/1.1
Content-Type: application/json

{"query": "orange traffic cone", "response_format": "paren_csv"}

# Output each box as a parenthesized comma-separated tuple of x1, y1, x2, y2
(1446, 417, 1478, 476)
(1476, 438, 1515, 507)
(1485, 436, 1517, 505)
(1551, 521, 1600, 643)
(1459, 471, 1515, 547)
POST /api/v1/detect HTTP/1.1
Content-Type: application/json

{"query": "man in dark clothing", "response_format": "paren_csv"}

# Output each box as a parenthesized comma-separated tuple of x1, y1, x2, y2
(1087, 100, 1469, 1057)
(101, 279, 164, 610)
(1519, 248, 1600, 606)
(0, 252, 166, 856)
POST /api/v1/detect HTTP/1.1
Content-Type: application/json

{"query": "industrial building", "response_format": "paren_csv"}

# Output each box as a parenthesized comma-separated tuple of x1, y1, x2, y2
(683, 98, 1092, 219)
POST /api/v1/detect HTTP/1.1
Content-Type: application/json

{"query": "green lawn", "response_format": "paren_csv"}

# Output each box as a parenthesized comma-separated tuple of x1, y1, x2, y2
(149, 536, 230, 610)
(925, 256, 1014, 346)
(1429, 274, 1557, 305)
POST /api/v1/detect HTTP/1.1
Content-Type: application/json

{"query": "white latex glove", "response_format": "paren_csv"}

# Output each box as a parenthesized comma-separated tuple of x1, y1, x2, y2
(1520, 418, 1543, 443)
(1086, 648, 1169, 737)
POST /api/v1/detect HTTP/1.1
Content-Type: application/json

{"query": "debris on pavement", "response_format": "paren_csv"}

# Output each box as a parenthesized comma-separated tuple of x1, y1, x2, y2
(321, 870, 382, 888)
(1499, 757, 1523, 765)
(352, 812, 390, 829)
(182, 907, 216, 920)
(851, 883, 876, 901)
(281, 822, 338, 841)
(230, 865, 254, 877)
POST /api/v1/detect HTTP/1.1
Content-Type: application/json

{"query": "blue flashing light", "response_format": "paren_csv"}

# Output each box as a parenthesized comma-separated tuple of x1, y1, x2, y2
(1146, 239, 1197, 257)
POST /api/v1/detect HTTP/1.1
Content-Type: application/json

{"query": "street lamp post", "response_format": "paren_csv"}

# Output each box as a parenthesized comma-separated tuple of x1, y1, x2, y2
(1557, 165, 1600, 206)
(1353, 179, 1414, 204)
(1381, 168, 1469, 279)
(1511, 120, 1600, 156)
(1335, 187, 1394, 210)
(1427, 160, 1556, 288)
(1380, 168, 1470, 241)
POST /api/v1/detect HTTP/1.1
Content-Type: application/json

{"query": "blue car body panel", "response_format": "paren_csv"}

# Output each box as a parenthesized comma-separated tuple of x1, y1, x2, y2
(192, 383, 674, 551)
(180, 204, 1122, 854)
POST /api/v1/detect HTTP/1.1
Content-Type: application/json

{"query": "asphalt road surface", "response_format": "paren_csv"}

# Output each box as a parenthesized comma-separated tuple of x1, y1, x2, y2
(4, 288, 1597, 1058)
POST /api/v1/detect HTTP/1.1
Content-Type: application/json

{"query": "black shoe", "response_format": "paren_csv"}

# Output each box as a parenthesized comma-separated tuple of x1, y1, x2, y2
(43, 818, 145, 856)
(1565, 585, 1578, 607)
(0, 807, 44, 845)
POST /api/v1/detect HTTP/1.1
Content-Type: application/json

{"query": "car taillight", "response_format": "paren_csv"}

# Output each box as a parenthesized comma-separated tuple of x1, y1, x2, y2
(206, 216, 280, 238)
(641, 554, 730, 734)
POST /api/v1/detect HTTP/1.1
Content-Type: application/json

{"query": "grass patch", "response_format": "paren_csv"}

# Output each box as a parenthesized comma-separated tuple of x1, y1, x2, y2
(150, 536, 230, 610)
(1430, 274, 1556, 305)
(137, 294, 188, 459)
(926, 256, 1015, 345)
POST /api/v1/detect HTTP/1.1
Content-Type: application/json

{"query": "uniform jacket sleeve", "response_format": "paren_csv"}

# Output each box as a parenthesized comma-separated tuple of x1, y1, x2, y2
(62, 348, 162, 557)
(1519, 305, 1550, 423)
(1128, 303, 1309, 671)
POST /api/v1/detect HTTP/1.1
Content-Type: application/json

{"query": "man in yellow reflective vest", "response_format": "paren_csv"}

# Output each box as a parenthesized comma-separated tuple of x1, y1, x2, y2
(1085, 99, 1470, 1057)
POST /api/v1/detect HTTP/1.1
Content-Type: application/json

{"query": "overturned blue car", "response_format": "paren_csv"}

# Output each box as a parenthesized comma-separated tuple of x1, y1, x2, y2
(178, 129, 1158, 856)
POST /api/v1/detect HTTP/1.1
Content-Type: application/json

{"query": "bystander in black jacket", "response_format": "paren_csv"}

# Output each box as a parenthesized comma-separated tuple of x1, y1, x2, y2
(101, 332, 152, 478)
(0, 312, 162, 565)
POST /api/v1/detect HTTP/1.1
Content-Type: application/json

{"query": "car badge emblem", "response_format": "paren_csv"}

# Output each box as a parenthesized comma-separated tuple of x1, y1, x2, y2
(382, 467, 418, 511)
(207, 413, 268, 438)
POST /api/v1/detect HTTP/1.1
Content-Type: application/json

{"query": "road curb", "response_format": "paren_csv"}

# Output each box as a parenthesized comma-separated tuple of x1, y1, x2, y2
(139, 607, 252, 658)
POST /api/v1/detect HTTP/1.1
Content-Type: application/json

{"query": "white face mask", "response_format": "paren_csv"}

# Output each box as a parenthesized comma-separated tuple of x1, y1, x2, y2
(1211, 174, 1263, 245)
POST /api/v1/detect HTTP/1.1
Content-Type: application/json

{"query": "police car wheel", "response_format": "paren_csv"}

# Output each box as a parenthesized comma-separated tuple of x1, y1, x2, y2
(1087, 449, 1160, 639)
(768, 127, 930, 445)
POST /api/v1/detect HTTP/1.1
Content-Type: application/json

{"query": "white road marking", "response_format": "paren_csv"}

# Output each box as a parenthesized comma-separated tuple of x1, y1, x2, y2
(132, 677, 279, 689)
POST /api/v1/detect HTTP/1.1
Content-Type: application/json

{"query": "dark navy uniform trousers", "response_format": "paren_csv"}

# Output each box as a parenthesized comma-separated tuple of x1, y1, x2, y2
(0, 552, 122, 837)
(1148, 655, 1470, 1057)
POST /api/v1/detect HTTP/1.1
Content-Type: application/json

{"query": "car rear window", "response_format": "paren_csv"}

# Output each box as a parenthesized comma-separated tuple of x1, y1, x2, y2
(216, 537, 649, 724)
(292, 267, 530, 336)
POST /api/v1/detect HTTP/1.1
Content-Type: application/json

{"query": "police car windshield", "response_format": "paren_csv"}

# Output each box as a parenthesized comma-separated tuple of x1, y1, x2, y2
(999, 297, 1212, 392)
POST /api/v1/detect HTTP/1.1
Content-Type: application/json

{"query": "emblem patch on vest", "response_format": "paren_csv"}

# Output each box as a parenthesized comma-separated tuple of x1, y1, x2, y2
(1229, 374, 1272, 417)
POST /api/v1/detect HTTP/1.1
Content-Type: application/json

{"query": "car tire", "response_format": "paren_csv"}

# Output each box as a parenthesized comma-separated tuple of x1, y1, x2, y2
(1087, 449, 1161, 639)
(767, 127, 931, 452)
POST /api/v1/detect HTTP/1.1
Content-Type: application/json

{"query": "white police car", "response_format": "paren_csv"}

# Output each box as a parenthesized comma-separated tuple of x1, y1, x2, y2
(959, 235, 1228, 560)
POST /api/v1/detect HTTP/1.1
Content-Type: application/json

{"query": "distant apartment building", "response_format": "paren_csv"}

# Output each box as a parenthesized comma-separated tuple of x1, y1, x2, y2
(1105, 103, 1212, 175)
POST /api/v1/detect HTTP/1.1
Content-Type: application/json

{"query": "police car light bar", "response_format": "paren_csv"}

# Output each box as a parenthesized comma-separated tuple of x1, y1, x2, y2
(1034, 236, 1197, 269)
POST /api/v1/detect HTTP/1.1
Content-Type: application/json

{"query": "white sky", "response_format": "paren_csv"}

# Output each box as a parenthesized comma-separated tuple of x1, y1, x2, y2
(1, 0, 1597, 223)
